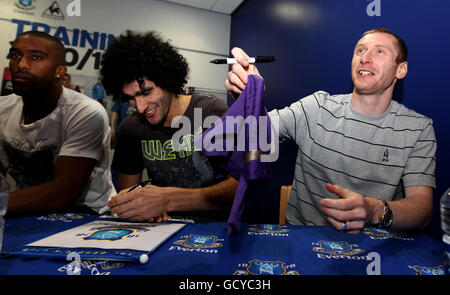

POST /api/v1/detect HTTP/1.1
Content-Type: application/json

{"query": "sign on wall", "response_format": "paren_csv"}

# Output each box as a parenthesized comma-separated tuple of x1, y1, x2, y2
(1, 0, 116, 104)
(1, 0, 231, 101)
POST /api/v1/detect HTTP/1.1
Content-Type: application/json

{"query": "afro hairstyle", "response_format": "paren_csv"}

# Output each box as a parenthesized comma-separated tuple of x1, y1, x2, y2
(100, 30, 189, 97)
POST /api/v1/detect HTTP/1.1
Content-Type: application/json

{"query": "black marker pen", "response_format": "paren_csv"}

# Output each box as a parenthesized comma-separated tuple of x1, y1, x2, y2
(210, 56, 275, 64)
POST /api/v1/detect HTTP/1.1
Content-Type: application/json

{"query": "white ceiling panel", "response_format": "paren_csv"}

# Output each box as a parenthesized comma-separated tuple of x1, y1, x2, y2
(161, 0, 244, 14)
(211, 0, 244, 14)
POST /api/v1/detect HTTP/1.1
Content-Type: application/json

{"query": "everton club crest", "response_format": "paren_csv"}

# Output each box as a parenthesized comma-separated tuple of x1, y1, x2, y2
(82, 224, 150, 241)
(15, 0, 36, 10)
(234, 259, 300, 275)
(247, 224, 289, 236)
(173, 234, 223, 249)
(363, 227, 414, 241)
(408, 265, 445, 275)
(312, 240, 365, 256)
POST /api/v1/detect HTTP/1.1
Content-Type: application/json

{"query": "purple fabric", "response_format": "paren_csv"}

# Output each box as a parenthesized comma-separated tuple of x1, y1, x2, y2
(195, 75, 272, 235)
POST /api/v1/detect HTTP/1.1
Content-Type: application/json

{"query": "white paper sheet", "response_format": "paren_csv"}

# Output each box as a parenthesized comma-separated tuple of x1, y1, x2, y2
(27, 220, 185, 252)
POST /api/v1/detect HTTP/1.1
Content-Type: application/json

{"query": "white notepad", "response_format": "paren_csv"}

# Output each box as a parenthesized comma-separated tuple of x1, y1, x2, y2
(27, 220, 185, 252)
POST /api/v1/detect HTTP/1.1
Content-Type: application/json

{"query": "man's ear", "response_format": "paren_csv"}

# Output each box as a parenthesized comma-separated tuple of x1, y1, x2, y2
(396, 61, 408, 80)
(55, 65, 67, 79)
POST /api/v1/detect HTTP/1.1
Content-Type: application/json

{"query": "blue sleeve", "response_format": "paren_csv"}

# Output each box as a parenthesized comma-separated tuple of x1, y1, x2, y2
(111, 101, 120, 113)
(92, 85, 98, 99)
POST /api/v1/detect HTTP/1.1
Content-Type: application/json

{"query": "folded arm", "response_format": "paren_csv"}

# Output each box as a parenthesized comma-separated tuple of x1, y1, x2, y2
(6, 155, 97, 217)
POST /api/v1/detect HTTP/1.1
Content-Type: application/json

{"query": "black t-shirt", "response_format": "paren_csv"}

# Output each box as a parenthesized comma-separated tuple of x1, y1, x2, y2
(112, 93, 229, 189)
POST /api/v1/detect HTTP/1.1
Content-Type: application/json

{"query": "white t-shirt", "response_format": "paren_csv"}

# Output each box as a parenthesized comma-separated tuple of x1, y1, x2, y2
(0, 86, 116, 213)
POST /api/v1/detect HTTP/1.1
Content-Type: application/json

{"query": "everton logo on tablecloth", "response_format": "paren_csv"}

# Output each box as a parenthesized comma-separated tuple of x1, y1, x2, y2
(234, 259, 300, 275)
(58, 259, 125, 275)
(312, 240, 365, 256)
(248, 224, 289, 236)
(37, 213, 85, 223)
(82, 225, 149, 241)
(408, 265, 445, 275)
(363, 227, 414, 241)
(168, 234, 224, 254)
(62, 213, 84, 219)
(173, 234, 223, 249)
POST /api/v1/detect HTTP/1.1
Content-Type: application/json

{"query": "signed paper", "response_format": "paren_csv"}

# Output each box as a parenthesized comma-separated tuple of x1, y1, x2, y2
(27, 220, 185, 252)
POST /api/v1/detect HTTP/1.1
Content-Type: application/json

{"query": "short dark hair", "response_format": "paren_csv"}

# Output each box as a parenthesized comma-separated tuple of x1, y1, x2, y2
(15, 31, 66, 65)
(100, 30, 189, 97)
(362, 28, 408, 63)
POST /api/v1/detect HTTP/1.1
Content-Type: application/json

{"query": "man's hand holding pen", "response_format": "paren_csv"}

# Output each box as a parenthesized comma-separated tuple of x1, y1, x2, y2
(108, 182, 171, 223)
(224, 47, 264, 99)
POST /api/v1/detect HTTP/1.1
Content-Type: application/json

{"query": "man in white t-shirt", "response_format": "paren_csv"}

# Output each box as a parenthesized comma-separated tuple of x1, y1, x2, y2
(0, 31, 115, 216)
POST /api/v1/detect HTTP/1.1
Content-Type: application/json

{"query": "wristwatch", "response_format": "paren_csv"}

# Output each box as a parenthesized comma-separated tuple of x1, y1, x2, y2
(379, 200, 393, 229)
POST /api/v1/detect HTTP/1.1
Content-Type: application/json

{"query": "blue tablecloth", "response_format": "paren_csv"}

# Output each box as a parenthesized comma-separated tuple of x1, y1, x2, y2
(0, 213, 445, 275)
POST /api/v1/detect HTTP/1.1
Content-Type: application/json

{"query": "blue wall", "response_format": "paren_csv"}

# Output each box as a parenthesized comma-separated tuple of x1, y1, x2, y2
(231, 0, 450, 239)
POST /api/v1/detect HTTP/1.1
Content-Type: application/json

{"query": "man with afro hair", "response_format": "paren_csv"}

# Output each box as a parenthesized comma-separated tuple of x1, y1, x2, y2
(102, 31, 238, 222)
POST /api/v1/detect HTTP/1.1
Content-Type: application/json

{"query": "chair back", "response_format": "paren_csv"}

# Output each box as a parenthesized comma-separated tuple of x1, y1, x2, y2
(279, 185, 292, 224)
